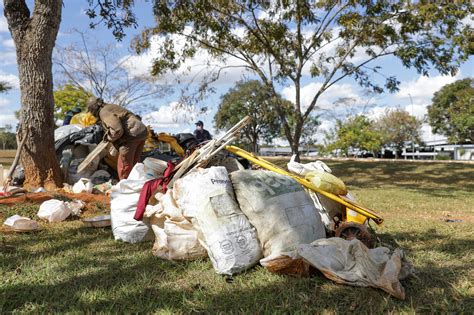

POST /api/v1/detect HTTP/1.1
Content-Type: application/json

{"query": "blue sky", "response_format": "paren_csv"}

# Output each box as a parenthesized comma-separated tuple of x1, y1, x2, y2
(0, 1, 472, 144)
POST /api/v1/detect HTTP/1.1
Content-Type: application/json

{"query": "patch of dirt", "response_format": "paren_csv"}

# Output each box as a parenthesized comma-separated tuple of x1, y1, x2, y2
(0, 192, 109, 213)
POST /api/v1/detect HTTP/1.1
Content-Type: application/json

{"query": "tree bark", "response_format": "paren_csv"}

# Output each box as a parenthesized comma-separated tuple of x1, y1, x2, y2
(251, 134, 258, 154)
(292, 78, 304, 162)
(4, 0, 63, 189)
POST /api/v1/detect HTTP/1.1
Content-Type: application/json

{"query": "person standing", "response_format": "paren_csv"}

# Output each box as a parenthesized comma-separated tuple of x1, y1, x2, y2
(62, 107, 82, 126)
(87, 97, 147, 180)
(193, 120, 212, 143)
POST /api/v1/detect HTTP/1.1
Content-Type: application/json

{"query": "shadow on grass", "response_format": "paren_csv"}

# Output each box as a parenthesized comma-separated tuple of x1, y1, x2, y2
(269, 159, 474, 197)
(1, 225, 471, 313)
(323, 161, 474, 199)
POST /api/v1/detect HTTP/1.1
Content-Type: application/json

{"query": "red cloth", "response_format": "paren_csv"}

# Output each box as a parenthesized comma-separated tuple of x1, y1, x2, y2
(134, 161, 175, 221)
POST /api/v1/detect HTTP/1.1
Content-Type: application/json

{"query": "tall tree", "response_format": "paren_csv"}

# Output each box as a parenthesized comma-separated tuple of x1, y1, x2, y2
(4, 0, 63, 189)
(375, 108, 422, 158)
(53, 30, 168, 108)
(326, 115, 382, 157)
(214, 80, 284, 153)
(116, 0, 472, 160)
(427, 78, 474, 144)
(0, 124, 13, 150)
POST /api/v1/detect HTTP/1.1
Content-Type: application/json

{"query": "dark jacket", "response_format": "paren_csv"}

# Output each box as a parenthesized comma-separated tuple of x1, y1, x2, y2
(194, 128, 212, 143)
(99, 104, 147, 143)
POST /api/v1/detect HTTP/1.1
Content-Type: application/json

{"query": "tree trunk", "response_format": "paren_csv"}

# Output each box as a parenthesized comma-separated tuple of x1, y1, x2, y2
(4, 0, 63, 190)
(291, 117, 304, 162)
(251, 135, 258, 154)
(291, 77, 306, 162)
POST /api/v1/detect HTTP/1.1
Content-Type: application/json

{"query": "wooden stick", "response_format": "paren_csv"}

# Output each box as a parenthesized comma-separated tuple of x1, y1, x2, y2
(169, 116, 251, 185)
(3, 128, 28, 191)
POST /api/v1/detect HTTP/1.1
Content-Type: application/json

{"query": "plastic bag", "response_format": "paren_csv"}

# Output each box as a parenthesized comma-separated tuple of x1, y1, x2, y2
(70, 112, 97, 127)
(230, 170, 326, 266)
(72, 178, 94, 194)
(147, 189, 207, 261)
(110, 163, 153, 243)
(90, 170, 112, 185)
(4, 215, 39, 231)
(37, 199, 72, 222)
(305, 171, 348, 195)
(143, 157, 167, 179)
(54, 124, 83, 141)
(298, 238, 412, 300)
(66, 200, 85, 216)
(174, 167, 262, 275)
(287, 155, 332, 176)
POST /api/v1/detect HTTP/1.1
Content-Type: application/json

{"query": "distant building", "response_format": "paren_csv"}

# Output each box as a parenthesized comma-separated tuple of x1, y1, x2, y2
(402, 140, 474, 161)
(260, 147, 318, 156)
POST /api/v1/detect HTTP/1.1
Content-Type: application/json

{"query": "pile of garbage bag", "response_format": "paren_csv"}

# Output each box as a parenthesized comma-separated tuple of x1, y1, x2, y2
(109, 157, 412, 299)
(3, 118, 412, 300)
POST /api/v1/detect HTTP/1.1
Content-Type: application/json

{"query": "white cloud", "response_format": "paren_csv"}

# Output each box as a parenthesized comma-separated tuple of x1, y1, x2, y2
(402, 103, 427, 120)
(123, 32, 249, 86)
(2, 38, 14, 48)
(367, 103, 427, 121)
(0, 97, 10, 108)
(0, 114, 17, 128)
(395, 73, 460, 105)
(461, 16, 474, 28)
(281, 81, 362, 110)
(0, 16, 8, 33)
(0, 51, 16, 66)
(420, 124, 446, 143)
(142, 101, 199, 129)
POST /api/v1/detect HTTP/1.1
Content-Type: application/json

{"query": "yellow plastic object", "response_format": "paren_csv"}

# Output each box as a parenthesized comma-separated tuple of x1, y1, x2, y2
(305, 171, 348, 195)
(143, 126, 160, 152)
(225, 145, 384, 225)
(157, 133, 185, 157)
(345, 207, 368, 225)
(70, 112, 97, 127)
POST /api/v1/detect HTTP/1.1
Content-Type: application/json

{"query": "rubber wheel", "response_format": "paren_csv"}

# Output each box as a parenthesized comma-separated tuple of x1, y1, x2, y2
(334, 222, 374, 248)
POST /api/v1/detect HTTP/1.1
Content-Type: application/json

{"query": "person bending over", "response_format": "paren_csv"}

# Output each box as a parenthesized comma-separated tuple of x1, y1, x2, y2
(87, 97, 147, 180)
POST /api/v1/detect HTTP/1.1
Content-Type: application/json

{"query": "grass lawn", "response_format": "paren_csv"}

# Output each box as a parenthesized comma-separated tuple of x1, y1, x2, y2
(1, 159, 473, 313)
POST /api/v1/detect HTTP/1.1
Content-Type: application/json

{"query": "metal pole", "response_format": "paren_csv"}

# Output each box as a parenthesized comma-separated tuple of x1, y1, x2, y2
(408, 93, 415, 160)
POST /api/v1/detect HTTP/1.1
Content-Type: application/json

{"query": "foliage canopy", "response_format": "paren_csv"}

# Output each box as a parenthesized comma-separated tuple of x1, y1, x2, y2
(214, 80, 285, 153)
(428, 78, 474, 143)
(88, 0, 472, 157)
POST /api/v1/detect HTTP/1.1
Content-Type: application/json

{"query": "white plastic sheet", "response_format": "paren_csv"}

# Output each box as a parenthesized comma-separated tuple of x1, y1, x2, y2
(298, 238, 412, 300)
(287, 154, 332, 176)
(72, 178, 94, 194)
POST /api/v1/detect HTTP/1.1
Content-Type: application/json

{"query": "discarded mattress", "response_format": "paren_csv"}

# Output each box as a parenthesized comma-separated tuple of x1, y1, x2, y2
(110, 163, 154, 243)
(174, 166, 262, 275)
(298, 237, 413, 300)
(230, 170, 326, 267)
